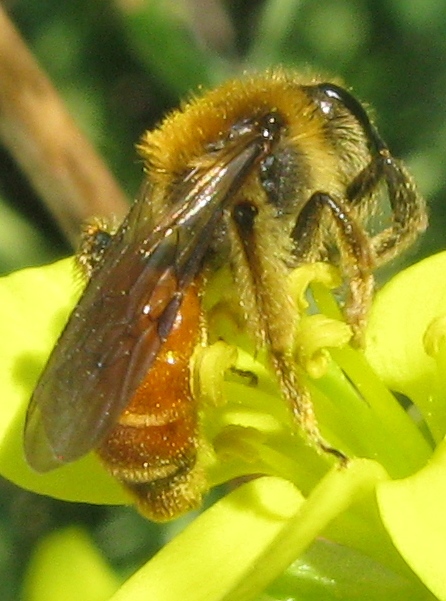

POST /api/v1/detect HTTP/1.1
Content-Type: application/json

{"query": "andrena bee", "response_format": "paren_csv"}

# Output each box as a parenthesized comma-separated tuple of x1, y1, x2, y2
(24, 69, 427, 521)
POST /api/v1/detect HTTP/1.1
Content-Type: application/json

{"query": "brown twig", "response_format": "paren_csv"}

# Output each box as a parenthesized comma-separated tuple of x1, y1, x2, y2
(0, 6, 130, 248)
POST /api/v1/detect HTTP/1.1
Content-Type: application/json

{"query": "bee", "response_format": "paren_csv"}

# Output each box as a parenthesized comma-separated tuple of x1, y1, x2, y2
(24, 69, 427, 521)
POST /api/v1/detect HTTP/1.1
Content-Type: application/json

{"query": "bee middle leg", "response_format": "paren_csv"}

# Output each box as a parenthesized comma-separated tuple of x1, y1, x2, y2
(230, 199, 348, 461)
(271, 349, 348, 462)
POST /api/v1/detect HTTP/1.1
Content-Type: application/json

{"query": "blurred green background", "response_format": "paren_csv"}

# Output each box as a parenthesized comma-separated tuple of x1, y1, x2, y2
(1, 0, 445, 599)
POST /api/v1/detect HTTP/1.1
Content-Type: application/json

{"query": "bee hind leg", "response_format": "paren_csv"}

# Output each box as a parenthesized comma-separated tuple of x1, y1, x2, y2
(76, 217, 117, 279)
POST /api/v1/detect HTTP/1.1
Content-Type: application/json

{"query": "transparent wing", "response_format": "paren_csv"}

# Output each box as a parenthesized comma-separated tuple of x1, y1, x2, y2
(24, 138, 266, 471)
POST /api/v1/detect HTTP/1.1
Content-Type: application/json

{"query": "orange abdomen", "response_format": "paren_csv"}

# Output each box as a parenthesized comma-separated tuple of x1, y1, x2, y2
(97, 282, 205, 521)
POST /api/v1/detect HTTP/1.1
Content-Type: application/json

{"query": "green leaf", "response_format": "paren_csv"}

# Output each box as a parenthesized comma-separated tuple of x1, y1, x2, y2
(118, 0, 229, 96)
(22, 526, 120, 601)
(246, 0, 303, 67)
(267, 538, 432, 601)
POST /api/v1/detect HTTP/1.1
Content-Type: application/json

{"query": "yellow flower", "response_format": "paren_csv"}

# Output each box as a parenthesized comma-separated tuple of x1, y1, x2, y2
(2, 253, 446, 600)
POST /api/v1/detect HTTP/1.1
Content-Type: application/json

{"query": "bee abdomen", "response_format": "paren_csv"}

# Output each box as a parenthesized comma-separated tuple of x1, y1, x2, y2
(97, 282, 206, 521)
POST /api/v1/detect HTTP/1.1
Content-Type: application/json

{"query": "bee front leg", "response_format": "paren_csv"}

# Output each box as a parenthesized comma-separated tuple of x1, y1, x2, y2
(292, 191, 375, 343)
(347, 149, 428, 266)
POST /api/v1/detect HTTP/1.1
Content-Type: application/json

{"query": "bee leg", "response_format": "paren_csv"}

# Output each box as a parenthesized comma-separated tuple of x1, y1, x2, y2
(292, 191, 375, 342)
(347, 148, 428, 267)
(76, 218, 116, 279)
(271, 350, 348, 462)
(231, 200, 348, 462)
(316, 84, 427, 266)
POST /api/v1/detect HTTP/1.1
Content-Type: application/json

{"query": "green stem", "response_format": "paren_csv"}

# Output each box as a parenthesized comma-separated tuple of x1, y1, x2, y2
(331, 346, 432, 476)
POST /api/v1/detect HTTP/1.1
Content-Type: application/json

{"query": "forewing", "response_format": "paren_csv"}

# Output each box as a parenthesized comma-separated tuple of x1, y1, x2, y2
(25, 139, 266, 471)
